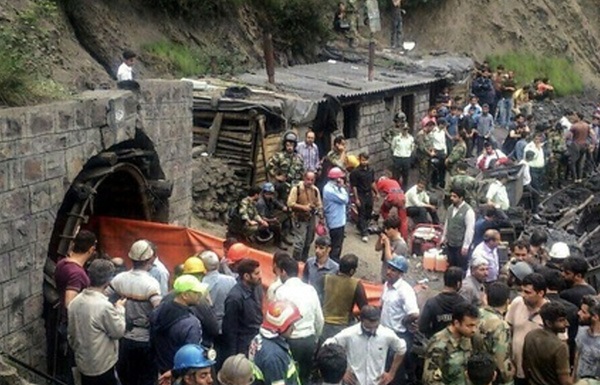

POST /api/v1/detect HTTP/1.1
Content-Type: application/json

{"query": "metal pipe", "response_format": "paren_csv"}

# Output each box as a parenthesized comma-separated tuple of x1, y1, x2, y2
(263, 33, 275, 84)
(3, 352, 68, 385)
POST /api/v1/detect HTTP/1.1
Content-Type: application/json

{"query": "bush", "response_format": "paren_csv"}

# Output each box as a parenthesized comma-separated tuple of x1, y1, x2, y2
(486, 52, 584, 96)
(146, 0, 244, 18)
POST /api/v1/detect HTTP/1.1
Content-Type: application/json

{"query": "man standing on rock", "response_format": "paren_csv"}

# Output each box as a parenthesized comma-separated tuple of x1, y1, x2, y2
(568, 112, 595, 183)
(288, 171, 323, 262)
(117, 50, 136, 82)
(390, 0, 403, 49)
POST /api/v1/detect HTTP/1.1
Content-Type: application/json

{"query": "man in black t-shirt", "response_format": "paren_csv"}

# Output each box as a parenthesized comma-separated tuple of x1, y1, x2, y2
(560, 256, 597, 307)
(418, 267, 466, 338)
(349, 152, 376, 243)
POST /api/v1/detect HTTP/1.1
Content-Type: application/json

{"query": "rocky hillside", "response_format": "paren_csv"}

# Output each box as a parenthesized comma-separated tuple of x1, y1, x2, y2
(1, 0, 599, 98)
(403, 0, 600, 88)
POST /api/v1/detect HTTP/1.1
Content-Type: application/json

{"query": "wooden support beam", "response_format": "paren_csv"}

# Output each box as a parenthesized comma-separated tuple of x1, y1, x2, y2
(206, 113, 223, 155)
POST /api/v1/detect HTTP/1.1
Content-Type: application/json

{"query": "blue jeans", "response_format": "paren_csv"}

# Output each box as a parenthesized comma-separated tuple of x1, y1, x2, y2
(497, 98, 513, 128)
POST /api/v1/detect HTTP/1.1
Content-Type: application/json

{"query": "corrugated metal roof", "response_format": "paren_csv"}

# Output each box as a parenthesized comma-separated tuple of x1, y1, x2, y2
(238, 61, 440, 101)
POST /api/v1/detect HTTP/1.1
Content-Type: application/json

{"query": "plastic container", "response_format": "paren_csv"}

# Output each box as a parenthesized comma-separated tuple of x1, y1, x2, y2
(423, 248, 437, 271)
(435, 253, 448, 272)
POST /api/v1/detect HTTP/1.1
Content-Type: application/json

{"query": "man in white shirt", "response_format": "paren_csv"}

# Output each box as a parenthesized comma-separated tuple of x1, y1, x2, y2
(519, 151, 541, 214)
(381, 256, 419, 385)
(274, 255, 324, 385)
(463, 95, 482, 118)
(486, 172, 510, 211)
(405, 180, 439, 224)
(391, 124, 415, 187)
(470, 229, 501, 282)
(523, 133, 546, 192)
(429, 120, 449, 189)
(326, 305, 406, 385)
(477, 142, 508, 171)
(117, 50, 136, 81)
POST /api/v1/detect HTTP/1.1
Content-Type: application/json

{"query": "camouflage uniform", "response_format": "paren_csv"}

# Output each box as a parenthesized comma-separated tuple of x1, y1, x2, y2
(447, 173, 478, 208)
(422, 327, 476, 385)
(326, 150, 346, 169)
(268, 151, 305, 201)
(547, 130, 568, 188)
(415, 130, 434, 184)
(238, 196, 263, 238)
(446, 141, 467, 176)
(345, 0, 361, 44)
(478, 307, 514, 385)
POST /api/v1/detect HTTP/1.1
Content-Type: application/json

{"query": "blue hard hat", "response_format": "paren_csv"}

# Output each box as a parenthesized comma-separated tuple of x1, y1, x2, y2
(173, 344, 215, 372)
(262, 182, 275, 193)
(388, 255, 409, 273)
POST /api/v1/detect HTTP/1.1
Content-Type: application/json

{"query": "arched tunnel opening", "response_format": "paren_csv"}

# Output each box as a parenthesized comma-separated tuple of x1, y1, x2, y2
(43, 129, 173, 377)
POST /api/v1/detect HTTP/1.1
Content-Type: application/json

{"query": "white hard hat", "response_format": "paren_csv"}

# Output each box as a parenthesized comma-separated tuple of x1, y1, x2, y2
(128, 239, 155, 261)
(549, 242, 570, 260)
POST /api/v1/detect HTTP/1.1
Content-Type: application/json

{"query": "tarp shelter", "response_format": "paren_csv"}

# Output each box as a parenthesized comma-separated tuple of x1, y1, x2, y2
(93, 216, 383, 305)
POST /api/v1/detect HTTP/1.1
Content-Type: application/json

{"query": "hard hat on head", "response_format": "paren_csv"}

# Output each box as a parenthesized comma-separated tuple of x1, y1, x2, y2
(183, 256, 206, 274)
(549, 242, 570, 260)
(173, 344, 215, 372)
(262, 300, 302, 334)
(393, 111, 407, 123)
(227, 243, 249, 263)
(218, 354, 254, 385)
(282, 131, 298, 144)
(262, 182, 275, 193)
(346, 155, 359, 169)
(388, 255, 409, 273)
(128, 239, 155, 261)
(173, 275, 209, 296)
(509, 261, 534, 281)
(327, 167, 345, 179)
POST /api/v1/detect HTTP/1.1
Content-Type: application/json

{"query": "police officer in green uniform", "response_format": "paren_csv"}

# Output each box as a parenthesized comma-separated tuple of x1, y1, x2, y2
(422, 303, 481, 385)
(268, 131, 305, 202)
(446, 130, 468, 176)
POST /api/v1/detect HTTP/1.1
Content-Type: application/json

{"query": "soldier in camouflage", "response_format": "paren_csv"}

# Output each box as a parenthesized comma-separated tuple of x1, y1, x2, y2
(345, 0, 362, 47)
(446, 162, 478, 208)
(422, 303, 481, 385)
(416, 122, 436, 185)
(326, 135, 347, 170)
(477, 282, 514, 385)
(546, 123, 569, 189)
(268, 131, 305, 202)
(237, 186, 269, 239)
(445, 130, 468, 176)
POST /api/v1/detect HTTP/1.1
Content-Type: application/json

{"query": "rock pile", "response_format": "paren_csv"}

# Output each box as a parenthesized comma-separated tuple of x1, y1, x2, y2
(192, 149, 245, 222)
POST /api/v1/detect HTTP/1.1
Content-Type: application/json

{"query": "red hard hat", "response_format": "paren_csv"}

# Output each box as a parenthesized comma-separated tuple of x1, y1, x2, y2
(227, 243, 249, 263)
(327, 167, 345, 179)
(262, 300, 302, 334)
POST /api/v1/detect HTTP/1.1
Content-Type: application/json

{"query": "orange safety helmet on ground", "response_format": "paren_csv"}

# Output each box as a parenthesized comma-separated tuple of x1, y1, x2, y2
(262, 300, 302, 334)
(183, 256, 207, 275)
(227, 243, 249, 263)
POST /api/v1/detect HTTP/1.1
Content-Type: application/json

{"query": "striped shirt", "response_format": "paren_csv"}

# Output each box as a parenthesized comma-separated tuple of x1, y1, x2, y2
(296, 141, 320, 172)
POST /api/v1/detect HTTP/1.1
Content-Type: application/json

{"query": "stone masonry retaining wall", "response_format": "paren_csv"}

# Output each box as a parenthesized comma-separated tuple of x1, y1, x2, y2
(0, 80, 193, 370)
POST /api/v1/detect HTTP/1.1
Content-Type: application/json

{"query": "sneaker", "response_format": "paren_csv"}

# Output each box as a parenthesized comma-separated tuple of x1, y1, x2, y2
(361, 236, 369, 243)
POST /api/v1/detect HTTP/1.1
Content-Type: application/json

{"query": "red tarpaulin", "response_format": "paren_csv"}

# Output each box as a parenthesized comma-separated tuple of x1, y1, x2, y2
(93, 216, 383, 305)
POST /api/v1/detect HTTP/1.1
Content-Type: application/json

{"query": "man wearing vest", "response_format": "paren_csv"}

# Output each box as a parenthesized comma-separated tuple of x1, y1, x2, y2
(441, 186, 476, 273)
(316, 253, 369, 344)
(288, 171, 323, 262)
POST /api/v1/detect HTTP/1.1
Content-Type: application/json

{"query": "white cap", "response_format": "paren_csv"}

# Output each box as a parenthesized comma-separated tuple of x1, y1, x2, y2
(128, 239, 155, 261)
(549, 242, 570, 260)
(470, 256, 489, 268)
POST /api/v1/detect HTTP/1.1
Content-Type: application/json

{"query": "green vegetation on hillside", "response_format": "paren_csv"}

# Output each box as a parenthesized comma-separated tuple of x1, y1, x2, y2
(0, 0, 69, 106)
(487, 53, 584, 96)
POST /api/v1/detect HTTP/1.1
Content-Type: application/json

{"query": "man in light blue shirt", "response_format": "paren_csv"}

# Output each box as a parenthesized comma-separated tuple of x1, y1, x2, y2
(296, 130, 320, 173)
(200, 250, 236, 332)
(323, 167, 349, 262)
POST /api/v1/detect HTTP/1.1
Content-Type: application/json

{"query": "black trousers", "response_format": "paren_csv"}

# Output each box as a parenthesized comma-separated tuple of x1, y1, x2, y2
(117, 339, 157, 385)
(329, 226, 345, 263)
(357, 192, 374, 236)
(287, 336, 317, 385)
(387, 331, 416, 385)
(406, 207, 439, 224)
(393, 156, 412, 187)
(447, 245, 468, 273)
(81, 367, 119, 385)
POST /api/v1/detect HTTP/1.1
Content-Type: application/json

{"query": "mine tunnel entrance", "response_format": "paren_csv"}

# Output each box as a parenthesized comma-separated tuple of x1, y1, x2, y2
(43, 130, 172, 377)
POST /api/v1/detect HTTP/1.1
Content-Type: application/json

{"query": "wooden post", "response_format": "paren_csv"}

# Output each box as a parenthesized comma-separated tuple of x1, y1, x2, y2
(263, 33, 275, 84)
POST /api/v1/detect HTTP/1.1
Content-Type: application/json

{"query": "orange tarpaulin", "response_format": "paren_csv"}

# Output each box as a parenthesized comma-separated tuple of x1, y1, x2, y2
(93, 216, 383, 305)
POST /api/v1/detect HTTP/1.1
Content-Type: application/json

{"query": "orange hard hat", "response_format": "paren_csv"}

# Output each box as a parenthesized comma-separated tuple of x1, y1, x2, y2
(227, 243, 249, 263)
(262, 300, 302, 334)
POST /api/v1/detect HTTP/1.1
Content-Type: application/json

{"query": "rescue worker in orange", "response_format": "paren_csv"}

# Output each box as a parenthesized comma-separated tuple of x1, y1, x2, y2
(376, 176, 408, 240)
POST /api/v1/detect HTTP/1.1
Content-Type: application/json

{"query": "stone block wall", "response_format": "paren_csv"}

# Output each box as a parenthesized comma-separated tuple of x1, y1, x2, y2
(414, 88, 432, 128)
(0, 80, 193, 370)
